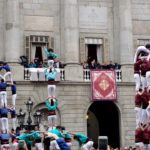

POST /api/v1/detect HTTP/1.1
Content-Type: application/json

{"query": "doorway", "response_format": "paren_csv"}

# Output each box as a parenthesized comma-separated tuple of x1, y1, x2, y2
(35, 46, 43, 63)
(87, 101, 120, 149)
(88, 44, 97, 62)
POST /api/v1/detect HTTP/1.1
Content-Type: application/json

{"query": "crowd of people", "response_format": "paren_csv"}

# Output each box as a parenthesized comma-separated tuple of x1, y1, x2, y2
(1, 44, 150, 149)
(20, 47, 65, 69)
(134, 44, 150, 150)
(82, 58, 121, 70)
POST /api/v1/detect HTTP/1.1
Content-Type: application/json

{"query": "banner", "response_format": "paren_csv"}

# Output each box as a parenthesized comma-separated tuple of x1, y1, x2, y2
(91, 70, 117, 101)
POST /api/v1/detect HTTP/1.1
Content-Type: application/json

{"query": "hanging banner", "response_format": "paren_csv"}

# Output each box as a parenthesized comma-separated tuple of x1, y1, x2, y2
(91, 70, 117, 101)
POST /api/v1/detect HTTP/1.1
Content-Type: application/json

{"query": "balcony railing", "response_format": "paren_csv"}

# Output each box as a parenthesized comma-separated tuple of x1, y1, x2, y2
(24, 68, 122, 82)
(24, 68, 65, 81)
(83, 69, 122, 82)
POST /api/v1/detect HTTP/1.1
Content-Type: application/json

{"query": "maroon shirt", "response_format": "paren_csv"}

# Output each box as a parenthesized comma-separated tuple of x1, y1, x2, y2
(142, 129, 150, 144)
(135, 128, 143, 143)
(134, 60, 142, 74)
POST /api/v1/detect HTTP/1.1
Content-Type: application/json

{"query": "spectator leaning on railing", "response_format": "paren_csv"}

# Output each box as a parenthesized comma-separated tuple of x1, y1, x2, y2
(82, 59, 121, 70)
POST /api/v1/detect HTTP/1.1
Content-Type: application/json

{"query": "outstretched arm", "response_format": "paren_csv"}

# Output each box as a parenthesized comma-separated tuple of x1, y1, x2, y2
(43, 132, 59, 140)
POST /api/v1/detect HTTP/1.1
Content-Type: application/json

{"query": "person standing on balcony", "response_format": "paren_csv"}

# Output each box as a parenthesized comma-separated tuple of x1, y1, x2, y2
(44, 47, 58, 65)
(45, 98, 58, 130)
(44, 60, 57, 98)
(89, 59, 96, 69)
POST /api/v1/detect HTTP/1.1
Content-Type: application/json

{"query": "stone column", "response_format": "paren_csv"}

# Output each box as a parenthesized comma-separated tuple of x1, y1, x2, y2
(5, 0, 22, 62)
(0, 0, 4, 60)
(63, 0, 83, 81)
(119, 0, 133, 64)
(4, 0, 24, 81)
(117, 0, 134, 82)
(64, 0, 79, 64)
(114, 0, 135, 146)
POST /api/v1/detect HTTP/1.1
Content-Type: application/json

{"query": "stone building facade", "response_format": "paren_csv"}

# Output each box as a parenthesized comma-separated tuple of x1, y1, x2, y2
(0, 0, 150, 149)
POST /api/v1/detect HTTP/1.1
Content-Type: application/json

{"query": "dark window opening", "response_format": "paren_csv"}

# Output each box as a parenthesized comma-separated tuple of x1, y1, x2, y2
(35, 47, 43, 63)
(88, 44, 97, 62)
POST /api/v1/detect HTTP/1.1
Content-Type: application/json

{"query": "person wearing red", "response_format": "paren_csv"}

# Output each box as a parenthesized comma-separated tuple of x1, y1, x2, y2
(135, 89, 143, 128)
(141, 124, 150, 149)
(134, 46, 149, 63)
(44, 60, 57, 98)
(140, 88, 149, 125)
(140, 60, 147, 90)
(45, 98, 58, 130)
(134, 60, 142, 92)
(145, 60, 150, 90)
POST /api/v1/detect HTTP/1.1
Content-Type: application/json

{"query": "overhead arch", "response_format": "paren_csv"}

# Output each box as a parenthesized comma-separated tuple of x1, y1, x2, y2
(87, 101, 120, 149)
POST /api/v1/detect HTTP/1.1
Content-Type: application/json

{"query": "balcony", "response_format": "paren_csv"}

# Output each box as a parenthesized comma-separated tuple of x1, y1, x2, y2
(24, 68, 122, 82)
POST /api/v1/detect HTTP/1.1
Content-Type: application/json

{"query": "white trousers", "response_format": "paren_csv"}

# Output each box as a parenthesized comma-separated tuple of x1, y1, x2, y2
(0, 91, 7, 107)
(81, 141, 94, 150)
(50, 140, 60, 150)
(141, 109, 149, 124)
(12, 118, 16, 130)
(66, 142, 72, 147)
(1, 144, 10, 149)
(48, 85, 56, 98)
(135, 142, 144, 149)
(1, 117, 9, 132)
(0, 74, 4, 80)
(146, 104, 150, 117)
(141, 76, 147, 90)
(134, 73, 141, 92)
(143, 144, 150, 150)
(135, 107, 142, 128)
(12, 94, 17, 106)
(48, 115, 57, 128)
(11, 142, 18, 150)
(4, 71, 13, 83)
(35, 143, 43, 150)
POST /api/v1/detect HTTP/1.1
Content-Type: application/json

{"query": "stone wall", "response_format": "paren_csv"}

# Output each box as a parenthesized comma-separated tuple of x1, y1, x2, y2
(20, 0, 61, 56)
(79, 0, 114, 62)
(131, 0, 150, 50)
(6, 81, 136, 148)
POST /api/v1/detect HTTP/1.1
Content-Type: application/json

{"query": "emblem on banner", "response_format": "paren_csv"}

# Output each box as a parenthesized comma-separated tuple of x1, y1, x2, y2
(91, 70, 117, 100)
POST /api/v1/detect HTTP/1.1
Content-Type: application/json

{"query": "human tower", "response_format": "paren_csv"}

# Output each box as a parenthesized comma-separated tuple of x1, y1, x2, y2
(43, 47, 94, 150)
(0, 48, 94, 150)
(0, 62, 17, 133)
(134, 44, 150, 149)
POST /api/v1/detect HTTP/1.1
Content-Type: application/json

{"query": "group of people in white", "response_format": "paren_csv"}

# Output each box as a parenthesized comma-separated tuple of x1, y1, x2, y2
(134, 44, 150, 149)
